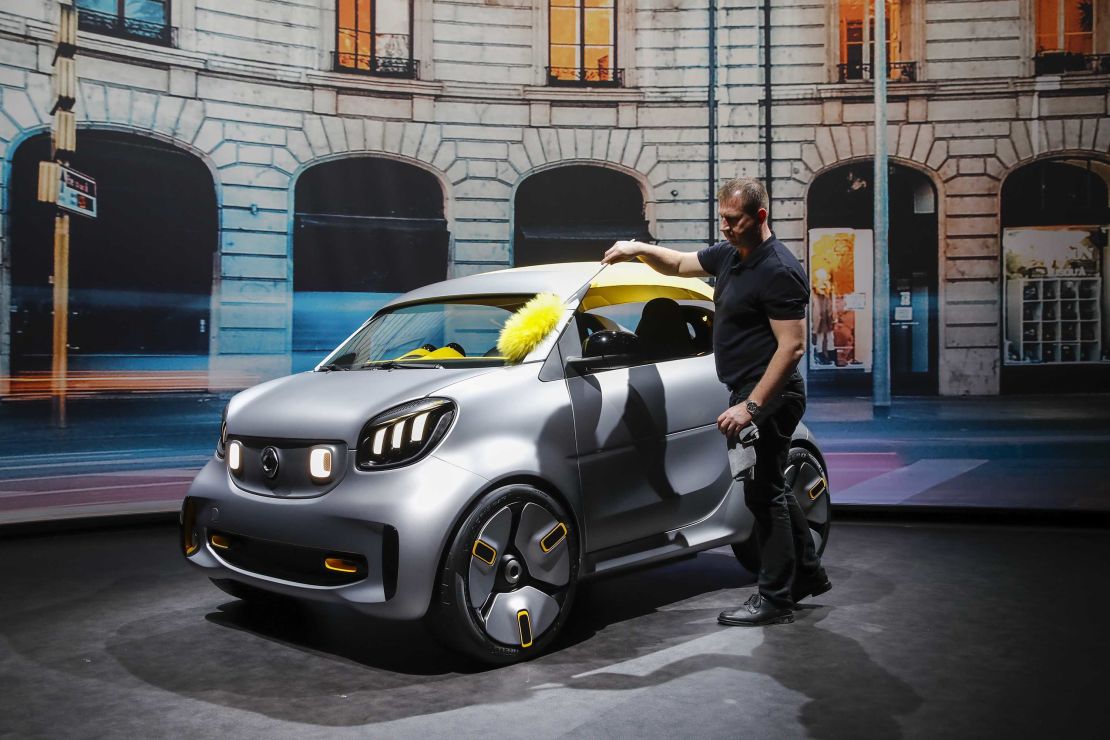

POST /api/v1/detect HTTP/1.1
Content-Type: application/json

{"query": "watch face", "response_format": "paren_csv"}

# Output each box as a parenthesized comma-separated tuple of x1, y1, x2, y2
(746, 401, 759, 415)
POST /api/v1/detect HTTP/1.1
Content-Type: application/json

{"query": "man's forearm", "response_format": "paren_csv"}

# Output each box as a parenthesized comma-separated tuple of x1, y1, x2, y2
(627, 243, 686, 276)
(746, 343, 804, 410)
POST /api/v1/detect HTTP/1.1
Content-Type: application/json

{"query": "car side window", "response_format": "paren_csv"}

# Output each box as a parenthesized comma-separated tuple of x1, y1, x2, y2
(575, 298, 714, 367)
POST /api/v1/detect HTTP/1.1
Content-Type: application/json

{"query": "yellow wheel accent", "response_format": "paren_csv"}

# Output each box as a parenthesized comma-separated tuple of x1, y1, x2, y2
(210, 534, 230, 550)
(539, 522, 568, 553)
(517, 609, 533, 648)
(472, 539, 497, 566)
(808, 478, 828, 501)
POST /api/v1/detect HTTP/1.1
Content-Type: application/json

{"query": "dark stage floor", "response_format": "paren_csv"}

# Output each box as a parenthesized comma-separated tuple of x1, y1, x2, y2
(1, 519, 1107, 739)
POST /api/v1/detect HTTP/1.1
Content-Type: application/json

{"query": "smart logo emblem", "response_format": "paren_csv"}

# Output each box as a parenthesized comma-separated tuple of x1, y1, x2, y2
(260, 447, 280, 479)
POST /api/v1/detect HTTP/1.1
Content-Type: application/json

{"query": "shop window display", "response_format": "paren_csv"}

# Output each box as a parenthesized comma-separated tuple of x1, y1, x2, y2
(1003, 227, 1107, 365)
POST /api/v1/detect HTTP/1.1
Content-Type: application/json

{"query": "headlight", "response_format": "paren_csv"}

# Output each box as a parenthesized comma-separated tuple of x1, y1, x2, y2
(215, 405, 228, 458)
(357, 398, 455, 470)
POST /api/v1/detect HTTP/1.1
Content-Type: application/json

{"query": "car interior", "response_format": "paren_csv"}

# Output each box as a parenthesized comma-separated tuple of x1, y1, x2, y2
(577, 297, 714, 365)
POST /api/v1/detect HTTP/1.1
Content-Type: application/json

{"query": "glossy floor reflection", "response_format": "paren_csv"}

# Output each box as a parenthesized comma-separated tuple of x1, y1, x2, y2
(1, 519, 1106, 738)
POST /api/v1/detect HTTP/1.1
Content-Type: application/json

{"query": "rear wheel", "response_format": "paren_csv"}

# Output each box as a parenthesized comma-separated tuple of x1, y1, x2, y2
(428, 484, 579, 664)
(732, 446, 831, 574)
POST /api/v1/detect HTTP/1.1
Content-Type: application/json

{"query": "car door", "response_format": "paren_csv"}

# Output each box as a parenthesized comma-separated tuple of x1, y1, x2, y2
(565, 312, 732, 554)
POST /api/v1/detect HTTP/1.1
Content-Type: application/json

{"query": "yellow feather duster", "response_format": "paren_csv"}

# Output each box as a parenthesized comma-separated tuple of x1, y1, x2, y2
(497, 292, 565, 363)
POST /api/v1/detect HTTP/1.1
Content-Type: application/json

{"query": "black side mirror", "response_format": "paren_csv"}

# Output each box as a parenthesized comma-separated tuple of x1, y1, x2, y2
(566, 330, 641, 372)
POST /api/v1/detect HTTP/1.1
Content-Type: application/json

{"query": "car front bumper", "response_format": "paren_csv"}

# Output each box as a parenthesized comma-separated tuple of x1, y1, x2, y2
(182, 453, 489, 620)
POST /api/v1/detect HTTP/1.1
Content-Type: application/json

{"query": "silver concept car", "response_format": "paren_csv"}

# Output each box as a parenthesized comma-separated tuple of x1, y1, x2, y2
(182, 261, 831, 663)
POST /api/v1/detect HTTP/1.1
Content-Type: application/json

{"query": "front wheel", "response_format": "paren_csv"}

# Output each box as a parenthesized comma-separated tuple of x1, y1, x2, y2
(427, 484, 579, 664)
(732, 446, 832, 574)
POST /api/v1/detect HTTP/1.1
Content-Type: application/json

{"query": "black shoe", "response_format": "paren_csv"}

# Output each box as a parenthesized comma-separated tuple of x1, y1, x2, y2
(792, 571, 832, 604)
(718, 593, 794, 627)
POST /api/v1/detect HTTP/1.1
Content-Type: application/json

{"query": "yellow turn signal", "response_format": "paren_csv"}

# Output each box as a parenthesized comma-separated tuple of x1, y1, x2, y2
(324, 557, 359, 574)
(210, 534, 230, 550)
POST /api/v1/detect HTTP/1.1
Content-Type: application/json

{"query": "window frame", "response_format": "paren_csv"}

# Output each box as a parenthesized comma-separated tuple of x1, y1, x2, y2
(76, 0, 173, 47)
(827, 0, 921, 84)
(334, 0, 418, 79)
(1030, 0, 1109, 76)
(547, 0, 623, 88)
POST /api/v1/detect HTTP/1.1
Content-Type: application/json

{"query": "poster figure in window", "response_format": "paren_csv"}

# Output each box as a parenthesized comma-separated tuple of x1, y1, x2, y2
(808, 228, 873, 371)
(811, 268, 836, 364)
(833, 319, 856, 365)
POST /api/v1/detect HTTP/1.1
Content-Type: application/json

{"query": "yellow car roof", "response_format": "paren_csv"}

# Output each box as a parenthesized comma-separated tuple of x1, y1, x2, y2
(579, 260, 714, 309)
(382, 260, 713, 312)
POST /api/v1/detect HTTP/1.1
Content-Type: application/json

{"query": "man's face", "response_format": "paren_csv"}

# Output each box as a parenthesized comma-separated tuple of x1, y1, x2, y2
(718, 193, 764, 248)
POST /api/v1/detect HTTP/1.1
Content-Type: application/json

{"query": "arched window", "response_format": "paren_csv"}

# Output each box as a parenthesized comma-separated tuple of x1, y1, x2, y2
(335, 0, 417, 78)
(514, 165, 648, 267)
(1001, 159, 1110, 375)
(807, 162, 938, 394)
(8, 132, 216, 378)
(292, 158, 448, 372)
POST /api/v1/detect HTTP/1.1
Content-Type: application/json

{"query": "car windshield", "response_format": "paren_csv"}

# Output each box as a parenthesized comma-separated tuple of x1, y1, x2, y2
(319, 295, 537, 370)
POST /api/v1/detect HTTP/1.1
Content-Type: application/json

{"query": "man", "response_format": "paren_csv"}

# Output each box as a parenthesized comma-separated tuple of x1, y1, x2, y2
(601, 177, 830, 626)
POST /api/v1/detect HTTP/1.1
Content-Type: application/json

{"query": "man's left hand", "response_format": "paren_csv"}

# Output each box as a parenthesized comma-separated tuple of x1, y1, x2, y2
(718, 403, 753, 438)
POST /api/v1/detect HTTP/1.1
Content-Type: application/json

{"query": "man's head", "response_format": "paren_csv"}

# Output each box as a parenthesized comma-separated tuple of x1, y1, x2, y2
(716, 178, 770, 249)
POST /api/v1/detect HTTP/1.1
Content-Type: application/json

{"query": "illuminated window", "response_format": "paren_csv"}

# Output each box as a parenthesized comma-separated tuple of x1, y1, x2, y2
(76, 0, 171, 45)
(838, 0, 912, 81)
(336, 0, 416, 78)
(549, 0, 620, 86)
(1036, 0, 1094, 54)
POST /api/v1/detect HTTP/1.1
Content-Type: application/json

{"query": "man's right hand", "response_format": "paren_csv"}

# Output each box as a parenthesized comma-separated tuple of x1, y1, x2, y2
(601, 240, 644, 265)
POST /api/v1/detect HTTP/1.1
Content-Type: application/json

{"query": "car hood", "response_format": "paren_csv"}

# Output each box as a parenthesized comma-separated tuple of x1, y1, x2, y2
(226, 367, 500, 444)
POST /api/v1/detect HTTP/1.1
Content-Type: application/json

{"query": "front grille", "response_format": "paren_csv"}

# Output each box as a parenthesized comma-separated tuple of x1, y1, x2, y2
(228, 437, 347, 498)
(210, 529, 367, 587)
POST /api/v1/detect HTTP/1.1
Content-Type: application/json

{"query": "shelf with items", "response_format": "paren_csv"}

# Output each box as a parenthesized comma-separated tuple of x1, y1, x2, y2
(1005, 276, 1103, 365)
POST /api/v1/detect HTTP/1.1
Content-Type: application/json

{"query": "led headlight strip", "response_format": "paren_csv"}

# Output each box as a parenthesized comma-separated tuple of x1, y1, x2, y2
(357, 398, 455, 469)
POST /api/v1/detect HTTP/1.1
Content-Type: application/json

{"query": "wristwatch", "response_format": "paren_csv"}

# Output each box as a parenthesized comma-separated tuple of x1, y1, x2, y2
(744, 399, 762, 422)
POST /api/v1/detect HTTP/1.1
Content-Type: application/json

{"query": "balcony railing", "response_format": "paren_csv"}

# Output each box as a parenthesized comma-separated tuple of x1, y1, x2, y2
(333, 52, 419, 79)
(546, 66, 625, 87)
(1034, 52, 1110, 75)
(837, 61, 917, 83)
(77, 7, 171, 46)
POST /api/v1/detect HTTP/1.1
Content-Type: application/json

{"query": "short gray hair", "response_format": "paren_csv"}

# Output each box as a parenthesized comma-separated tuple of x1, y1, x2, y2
(716, 177, 768, 216)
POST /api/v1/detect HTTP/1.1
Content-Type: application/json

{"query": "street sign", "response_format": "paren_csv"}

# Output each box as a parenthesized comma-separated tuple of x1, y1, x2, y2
(57, 165, 96, 218)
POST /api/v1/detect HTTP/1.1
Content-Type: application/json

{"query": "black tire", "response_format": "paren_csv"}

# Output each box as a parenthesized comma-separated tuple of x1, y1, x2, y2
(732, 446, 832, 574)
(427, 484, 579, 665)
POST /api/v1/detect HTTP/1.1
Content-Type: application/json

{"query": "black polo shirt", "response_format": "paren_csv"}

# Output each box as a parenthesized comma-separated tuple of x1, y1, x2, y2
(697, 234, 809, 391)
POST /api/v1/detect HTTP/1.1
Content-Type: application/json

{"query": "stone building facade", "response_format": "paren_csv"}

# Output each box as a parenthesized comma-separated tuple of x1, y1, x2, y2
(0, 0, 1107, 397)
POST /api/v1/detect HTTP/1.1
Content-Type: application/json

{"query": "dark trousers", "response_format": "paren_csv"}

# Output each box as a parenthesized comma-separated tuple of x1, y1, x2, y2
(731, 374, 822, 607)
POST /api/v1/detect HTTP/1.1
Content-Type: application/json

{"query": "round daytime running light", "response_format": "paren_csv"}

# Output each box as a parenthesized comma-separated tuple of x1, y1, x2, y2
(309, 447, 333, 481)
(228, 440, 243, 473)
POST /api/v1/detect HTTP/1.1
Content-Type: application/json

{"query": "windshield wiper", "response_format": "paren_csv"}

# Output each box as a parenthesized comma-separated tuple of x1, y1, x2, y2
(365, 360, 444, 370)
(317, 363, 351, 372)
